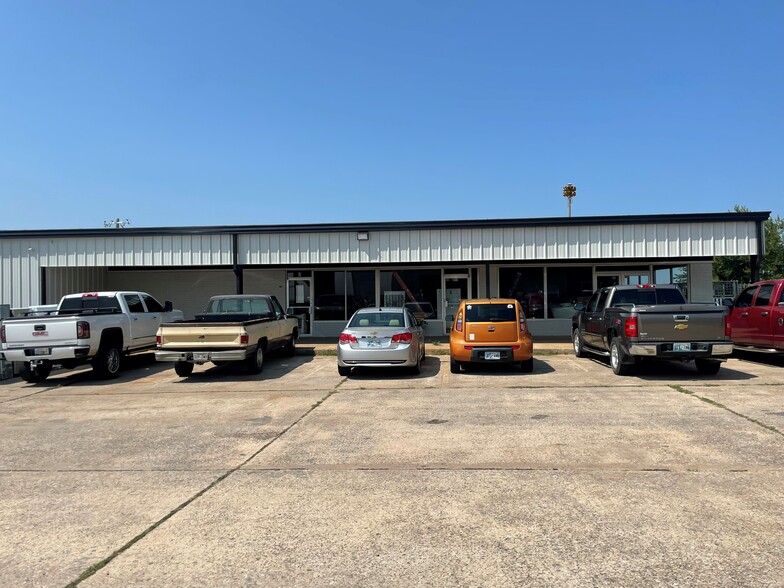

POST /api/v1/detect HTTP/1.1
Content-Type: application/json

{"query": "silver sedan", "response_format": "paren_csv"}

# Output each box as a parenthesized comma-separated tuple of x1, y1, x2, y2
(337, 307, 426, 376)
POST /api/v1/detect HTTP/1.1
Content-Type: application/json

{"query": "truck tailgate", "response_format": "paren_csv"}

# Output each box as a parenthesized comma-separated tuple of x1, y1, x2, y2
(2, 316, 78, 349)
(636, 305, 726, 342)
(159, 324, 244, 348)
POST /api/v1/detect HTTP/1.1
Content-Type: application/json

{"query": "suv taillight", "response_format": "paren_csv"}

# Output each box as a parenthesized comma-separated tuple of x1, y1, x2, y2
(624, 316, 638, 338)
(520, 318, 527, 332)
(76, 321, 90, 339)
(725, 315, 731, 337)
(0, 324, 5, 344)
(455, 313, 463, 332)
(391, 332, 413, 343)
(339, 332, 357, 344)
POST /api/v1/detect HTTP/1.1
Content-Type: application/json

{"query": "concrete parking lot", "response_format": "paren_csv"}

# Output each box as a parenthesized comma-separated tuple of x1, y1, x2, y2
(1, 349, 782, 587)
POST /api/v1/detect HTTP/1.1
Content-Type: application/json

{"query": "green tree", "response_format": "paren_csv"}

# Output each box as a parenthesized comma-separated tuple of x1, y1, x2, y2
(713, 205, 784, 282)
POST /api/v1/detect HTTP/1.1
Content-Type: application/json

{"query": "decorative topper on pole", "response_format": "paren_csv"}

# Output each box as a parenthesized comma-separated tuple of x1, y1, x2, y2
(562, 184, 576, 217)
(103, 218, 131, 229)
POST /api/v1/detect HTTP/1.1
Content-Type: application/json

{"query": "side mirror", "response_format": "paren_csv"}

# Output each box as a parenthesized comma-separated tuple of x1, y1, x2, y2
(286, 307, 294, 315)
(722, 298, 734, 308)
(164, 301, 173, 312)
(574, 303, 585, 312)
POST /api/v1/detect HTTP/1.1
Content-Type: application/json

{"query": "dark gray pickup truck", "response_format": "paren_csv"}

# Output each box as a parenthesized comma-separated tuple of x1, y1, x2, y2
(571, 285, 733, 376)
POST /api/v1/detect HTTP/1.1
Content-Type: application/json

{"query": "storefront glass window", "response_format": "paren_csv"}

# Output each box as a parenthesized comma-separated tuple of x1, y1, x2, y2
(654, 265, 688, 300)
(379, 269, 441, 318)
(313, 270, 376, 321)
(499, 267, 545, 318)
(546, 267, 593, 318)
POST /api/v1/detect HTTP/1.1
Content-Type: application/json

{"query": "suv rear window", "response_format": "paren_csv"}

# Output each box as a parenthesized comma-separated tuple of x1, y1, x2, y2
(465, 304, 517, 323)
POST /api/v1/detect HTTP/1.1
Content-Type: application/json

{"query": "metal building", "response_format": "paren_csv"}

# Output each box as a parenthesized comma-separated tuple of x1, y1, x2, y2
(0, 211, 770, 338)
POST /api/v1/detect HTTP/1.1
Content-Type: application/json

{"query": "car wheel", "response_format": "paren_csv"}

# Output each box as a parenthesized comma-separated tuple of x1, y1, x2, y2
(19, 362, 52, 383)
(246, 344, 264, 375)
(411, 352, 422, 375)
(520, 357, 534, 373)
(174, 361, 194, 377)
(695, 359, 721, 375)
(92, 343, 122, 379)
(610, 339, 633, 376)
(283, 333, 297, 357)
(338, 365, 351, 377)
(573, 329, 586, 358)
(450, 357, 461, 374)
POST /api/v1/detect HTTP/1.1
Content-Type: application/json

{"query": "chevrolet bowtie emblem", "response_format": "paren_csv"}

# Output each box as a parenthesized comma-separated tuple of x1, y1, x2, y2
(674, 324, 689, 330)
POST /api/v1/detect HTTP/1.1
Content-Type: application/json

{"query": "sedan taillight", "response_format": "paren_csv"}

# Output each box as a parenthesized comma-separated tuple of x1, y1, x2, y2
(391, 332, 413, 343)
(76, 321, 90, 339)
(339, 332, 357, 344)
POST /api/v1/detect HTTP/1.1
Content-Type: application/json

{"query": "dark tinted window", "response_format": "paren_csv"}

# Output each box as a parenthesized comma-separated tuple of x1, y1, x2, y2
(123, 294, 145, 313)
(465, 303, 517, 323)
(612, 288, 685, 306)
(735, 287, 756, 308)
(597, 290, 610, 310)
(585, 292, 600, 313)
(59, 295, 121, 312)
(754, 285, 774, 307)
(142, 294, 164, 312)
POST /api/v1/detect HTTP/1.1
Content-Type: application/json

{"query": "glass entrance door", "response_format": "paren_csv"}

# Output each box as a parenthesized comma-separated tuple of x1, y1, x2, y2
(443, 274, 469, 334)
(286, 278, 312, 336)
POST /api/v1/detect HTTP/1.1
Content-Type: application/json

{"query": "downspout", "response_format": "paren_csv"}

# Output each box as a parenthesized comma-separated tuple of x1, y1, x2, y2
(232, 233, 243, 294)
(751, 218, 766, 282)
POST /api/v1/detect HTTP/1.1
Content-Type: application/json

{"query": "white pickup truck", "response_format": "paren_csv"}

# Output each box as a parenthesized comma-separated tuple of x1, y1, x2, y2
(0, 291, 183, 383)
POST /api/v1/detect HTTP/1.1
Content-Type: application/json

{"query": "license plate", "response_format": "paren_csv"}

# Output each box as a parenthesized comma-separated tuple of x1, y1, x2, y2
(366, 340, 382, 348)
(193, 352, 208, 362)
(674, 343, 691, 352)
(484, 351, 501, 360)
(34, 348, 50, 356)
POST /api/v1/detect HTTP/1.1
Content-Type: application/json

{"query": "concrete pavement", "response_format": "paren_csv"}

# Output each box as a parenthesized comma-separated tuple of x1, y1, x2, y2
(0, 350, 782, 587)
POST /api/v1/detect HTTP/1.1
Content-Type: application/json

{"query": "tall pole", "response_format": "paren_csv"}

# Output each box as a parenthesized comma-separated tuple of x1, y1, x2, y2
(562, 184, 576, 217)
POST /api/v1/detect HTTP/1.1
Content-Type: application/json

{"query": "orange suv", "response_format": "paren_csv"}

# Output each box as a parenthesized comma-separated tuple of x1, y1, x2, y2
(449, 298, 534, 373)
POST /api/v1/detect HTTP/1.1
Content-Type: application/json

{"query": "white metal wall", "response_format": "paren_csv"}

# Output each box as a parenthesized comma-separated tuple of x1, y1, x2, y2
(238, 221, 760, 265)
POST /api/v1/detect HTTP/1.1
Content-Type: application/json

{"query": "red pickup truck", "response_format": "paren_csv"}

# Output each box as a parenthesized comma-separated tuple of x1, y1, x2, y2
(728, 279, 784, 352)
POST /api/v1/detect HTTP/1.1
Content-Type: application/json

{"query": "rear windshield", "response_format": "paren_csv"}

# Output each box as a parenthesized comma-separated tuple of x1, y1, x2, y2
(465, 303, 517, 323)
(348, 312, 405, 328)
(59, 295, 121, 313)
(612, 289, 686, 306)
(206, 298, 272, 315)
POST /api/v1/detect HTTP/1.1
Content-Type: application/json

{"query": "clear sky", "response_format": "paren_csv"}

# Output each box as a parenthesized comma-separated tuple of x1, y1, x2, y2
(1, 1, 781, 230)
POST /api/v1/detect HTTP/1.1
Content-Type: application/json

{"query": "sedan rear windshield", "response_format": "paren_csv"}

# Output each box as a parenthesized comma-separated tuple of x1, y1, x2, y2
(465, 304, 517, 323)
(348, 312, 406, 328)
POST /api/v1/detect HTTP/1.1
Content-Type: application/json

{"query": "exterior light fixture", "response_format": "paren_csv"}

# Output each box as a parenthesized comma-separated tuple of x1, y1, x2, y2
(562, 184, 576, 217)
(357, 231, 369, 241)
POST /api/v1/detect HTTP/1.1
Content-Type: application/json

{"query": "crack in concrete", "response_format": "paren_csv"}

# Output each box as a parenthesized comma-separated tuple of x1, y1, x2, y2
(668, 384, 784, 438)
(63, 381, 344, 587)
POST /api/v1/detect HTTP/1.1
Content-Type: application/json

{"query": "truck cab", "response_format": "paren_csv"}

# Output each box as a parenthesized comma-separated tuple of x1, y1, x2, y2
(729, 279, 784, 352)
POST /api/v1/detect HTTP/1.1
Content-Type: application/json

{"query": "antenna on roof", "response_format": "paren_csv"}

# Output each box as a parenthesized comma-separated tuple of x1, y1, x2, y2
(103, 218, 131, 229)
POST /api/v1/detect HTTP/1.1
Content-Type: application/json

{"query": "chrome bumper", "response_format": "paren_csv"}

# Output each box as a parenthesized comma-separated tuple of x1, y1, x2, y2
(627, 343, 734, 357)
(155, 349, 249, 363)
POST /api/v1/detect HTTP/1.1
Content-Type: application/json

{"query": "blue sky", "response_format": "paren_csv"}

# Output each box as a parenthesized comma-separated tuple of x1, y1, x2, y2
(1, 1, 781, 230)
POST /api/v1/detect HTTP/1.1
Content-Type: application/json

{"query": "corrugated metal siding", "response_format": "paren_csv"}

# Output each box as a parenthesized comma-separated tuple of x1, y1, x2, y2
(46, 267, 108, 303)
(244, 269, 286, 301)
(106, 269, 235, 320)
(0, 240, 41, 308)
(689, 261, 715, 303)
(238, 221, 759, 265)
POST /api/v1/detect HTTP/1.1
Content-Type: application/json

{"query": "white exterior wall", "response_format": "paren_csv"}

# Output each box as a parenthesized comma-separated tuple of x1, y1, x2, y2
(46, 267, 108, 303)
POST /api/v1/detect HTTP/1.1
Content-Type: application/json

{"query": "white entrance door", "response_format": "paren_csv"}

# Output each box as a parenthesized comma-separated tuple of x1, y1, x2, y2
(443, 274, 470, 334)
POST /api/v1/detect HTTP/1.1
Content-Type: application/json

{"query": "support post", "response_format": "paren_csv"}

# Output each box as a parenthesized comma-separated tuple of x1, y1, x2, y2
(232, 234, 243, 294)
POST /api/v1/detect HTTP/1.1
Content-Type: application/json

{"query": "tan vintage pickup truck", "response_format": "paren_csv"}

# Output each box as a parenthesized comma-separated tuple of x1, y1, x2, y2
(155, 295, 298, 377)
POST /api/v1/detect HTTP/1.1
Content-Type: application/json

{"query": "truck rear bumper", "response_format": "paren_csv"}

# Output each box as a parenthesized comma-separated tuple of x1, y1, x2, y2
(155, 349, 249, 363)
(1, 346, 91, 363)
(627, 343, 734, 357)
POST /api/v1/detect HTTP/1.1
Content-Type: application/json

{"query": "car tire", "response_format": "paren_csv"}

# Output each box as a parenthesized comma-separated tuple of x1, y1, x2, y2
(283, 333, 297, 357)
(520, 357, 534, 373)
(174, 361, 194, 377)
(573, 329, 586, 358)
(610, 338, 633, 376)
(450, 357, 461, 374)
(411, 352, 422, 375)
(92, 343, 122, 379)
(338, 365, 351, 377)
(19, 362, 52, 383)
(695, 359, 721, 375)
(246, 344, 264, 375)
